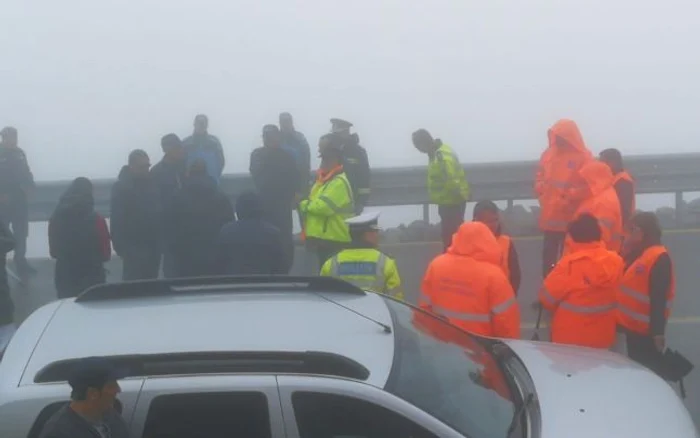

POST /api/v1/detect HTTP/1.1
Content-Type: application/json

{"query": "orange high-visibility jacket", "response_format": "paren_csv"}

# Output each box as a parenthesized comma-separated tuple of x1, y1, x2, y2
(420, 222, 520, 339)
(540, 241, 624, 349)
(535, 119, 593, 232)
(567, 161, 624, 253)
(617, 245, 675, 335)
(614, 170, 636, 221)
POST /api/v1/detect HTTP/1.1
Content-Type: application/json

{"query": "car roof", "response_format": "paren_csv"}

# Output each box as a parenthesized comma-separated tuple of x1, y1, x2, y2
(12, 279, 396, 388)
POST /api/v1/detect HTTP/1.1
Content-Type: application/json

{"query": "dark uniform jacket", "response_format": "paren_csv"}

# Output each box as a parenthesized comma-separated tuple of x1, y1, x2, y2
(340, 134, 370, 213)
(38, 405, 130, 438)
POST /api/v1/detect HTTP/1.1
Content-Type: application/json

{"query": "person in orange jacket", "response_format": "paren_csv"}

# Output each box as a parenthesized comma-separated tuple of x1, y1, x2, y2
(565, 160, 624, 254)
(473, 200, 521, 295)
(540, 213, 623, 349)
(535, 119, 593, 278)
(599, 148, 636, 252)
(419, 221, 520, 339)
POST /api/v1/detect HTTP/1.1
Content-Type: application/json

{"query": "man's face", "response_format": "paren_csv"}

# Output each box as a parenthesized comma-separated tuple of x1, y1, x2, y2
(555, 135, 570, 149)
(365, 229, 380, 246)
(263, 130, 282, 148)
(627, 223, 644, 247)
(412, 135, 431, 153)
(475, 210, 500, 235)
(280, 115, 294, 132)
(194, 117, 208, 135)
(130, 155, 151, 176)
(87, 381, 121, 414)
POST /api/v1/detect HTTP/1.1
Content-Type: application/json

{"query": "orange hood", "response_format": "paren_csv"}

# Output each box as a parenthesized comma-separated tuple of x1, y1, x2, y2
(447, 222, 501, 265)
(548, 119, 591, 156)
(579, 160, 614, 196)
(565, 241, 623, 288)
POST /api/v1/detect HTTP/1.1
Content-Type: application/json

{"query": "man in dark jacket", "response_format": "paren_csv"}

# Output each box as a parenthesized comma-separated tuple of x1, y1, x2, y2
(279, 112, 311, 194)
(182, 114, 225, 184)
(0, 126, 35, 276)
(166, 160, 234, 277)
(599, 148, 635, 227)
(38, 357, 131, 438)
(150, 134, 186, 278)
(110, 150, 161, 281)
(0, 219, 15, 354)
(49, 178, 111, 299)
(216, 191, 286, 275)
(330, 118, 370, 214)
(250, 125, 300, 273)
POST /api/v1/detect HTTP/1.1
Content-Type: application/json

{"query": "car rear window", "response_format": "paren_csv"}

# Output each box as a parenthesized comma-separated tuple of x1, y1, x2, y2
(384, 299, 515, 438)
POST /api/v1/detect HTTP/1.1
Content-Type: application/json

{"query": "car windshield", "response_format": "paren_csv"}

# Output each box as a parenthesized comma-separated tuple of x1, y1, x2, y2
(384, 299, 516, 438)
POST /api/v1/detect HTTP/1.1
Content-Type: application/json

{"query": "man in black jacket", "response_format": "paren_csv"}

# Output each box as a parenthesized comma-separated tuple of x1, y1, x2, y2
(38, 357, 131, 438)
(166, 160, 234, 277)
(330, 118, 370, 214)
(250, 125, 300, 273)
(216, 191, 286, 275)
(150, 134, 186, 278)
(0, 127, 35, 276)
(110, 150, 161, 281)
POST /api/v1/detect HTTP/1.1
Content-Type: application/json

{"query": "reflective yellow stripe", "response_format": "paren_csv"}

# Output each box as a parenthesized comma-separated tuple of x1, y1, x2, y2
(540, 288, 557, 306)
(618, 305, 650, 322)
(431, 304, 490, 322)
(559, 302, 616, 314)
(620, 285, 673, 309)
(491, 297, 516, 315)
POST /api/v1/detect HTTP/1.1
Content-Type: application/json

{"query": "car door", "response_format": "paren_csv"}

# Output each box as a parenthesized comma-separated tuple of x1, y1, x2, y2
(277, 375, 462, 438)
(129, 375, 286, 438)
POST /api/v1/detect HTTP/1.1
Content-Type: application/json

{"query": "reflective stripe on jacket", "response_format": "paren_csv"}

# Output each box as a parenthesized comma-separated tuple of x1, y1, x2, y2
(420, 222, 520, 338)
(300, 170, 354, 243)
(320, 247, 404, 300)
(535, 120, 593, 232)
(427, 143, 470, 205)
(617, 245, 675, 335)
(541, 240, 623, 349)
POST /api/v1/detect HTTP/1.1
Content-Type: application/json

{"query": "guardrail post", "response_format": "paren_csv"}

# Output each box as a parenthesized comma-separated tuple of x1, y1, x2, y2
(675, 191, 684, 227)
(422, 203, 430, 223)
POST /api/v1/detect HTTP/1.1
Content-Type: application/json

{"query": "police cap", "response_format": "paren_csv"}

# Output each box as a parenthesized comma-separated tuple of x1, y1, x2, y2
(345, 211, 381, 231)
(330, 118, 353, 133)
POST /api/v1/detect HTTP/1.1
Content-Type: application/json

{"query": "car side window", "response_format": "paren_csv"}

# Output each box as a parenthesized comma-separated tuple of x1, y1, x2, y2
(141, 391, 271, 438)
(292, 392, 439, 438)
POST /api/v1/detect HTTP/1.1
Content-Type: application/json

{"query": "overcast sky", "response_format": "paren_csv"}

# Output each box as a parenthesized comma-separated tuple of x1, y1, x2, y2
(1, 0, 699, 181)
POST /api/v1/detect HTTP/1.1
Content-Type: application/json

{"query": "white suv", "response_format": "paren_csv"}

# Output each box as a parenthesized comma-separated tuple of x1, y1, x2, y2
(0, 276, 696, 438)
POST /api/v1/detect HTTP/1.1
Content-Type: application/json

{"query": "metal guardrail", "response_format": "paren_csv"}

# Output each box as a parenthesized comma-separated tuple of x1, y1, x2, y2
(27, 152, 700, 222)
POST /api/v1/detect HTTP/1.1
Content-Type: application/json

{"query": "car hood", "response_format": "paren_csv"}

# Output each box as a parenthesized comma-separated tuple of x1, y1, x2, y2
(503, 340, 698, 438)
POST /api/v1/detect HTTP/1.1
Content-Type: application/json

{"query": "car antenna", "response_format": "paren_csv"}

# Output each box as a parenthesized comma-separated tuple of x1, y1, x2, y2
(310, 291, 392, 334)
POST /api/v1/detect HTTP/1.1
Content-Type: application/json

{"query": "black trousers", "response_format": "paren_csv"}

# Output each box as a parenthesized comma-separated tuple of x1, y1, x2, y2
(122, 246, 161, 281)
(438, 203, 466, 252)
(626, 331, 664, 377)
(542, 231, 566, 278)
(0, 204, 28, 264)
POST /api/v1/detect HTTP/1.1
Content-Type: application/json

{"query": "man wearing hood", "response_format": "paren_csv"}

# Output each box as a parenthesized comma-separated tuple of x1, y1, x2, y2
(566, 160, 623, 254)
(250, 125, 300, 273)
(49, 177, 111, 298)
(540, 214, 623, 349)
(331, 118, 370, 214)
(215, 191, 286, 275)
(166, 160, 234, 277)
(535, 119, 593, 277)
(110, 150, 161, 281)
(419, 221, 520, 339)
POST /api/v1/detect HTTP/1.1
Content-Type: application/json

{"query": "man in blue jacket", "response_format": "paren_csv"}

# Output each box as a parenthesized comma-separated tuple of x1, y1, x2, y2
(182, 114, 225, 184)
(279, 112, 311, 195)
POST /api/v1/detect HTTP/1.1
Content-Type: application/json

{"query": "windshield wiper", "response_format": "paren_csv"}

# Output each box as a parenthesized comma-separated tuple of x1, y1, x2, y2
(507, 392, 534, 437)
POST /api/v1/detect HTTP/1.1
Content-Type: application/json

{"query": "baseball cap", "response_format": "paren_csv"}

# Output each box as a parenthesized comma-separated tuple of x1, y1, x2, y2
(67, 357, 128, 392)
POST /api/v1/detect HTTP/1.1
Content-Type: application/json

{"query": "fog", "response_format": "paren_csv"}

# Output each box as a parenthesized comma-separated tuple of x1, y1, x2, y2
(1, 0, 699, 182)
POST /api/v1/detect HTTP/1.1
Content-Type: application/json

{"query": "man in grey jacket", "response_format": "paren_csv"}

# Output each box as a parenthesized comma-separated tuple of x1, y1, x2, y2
(39, 357, 131, 438)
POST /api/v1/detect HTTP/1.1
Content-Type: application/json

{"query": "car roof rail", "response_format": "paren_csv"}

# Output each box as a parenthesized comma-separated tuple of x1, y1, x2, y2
(74, 275, 366, 303)
(34, 351, 371, 383)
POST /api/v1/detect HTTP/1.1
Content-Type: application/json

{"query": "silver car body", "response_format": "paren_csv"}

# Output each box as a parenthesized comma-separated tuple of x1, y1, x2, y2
(0, 279, 697, 438)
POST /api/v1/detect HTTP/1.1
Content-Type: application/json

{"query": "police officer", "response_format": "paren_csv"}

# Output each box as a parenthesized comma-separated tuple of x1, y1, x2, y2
(0, 127, 35, 275)
(320, 211, 404, 300)
(330, 118, 370, 214)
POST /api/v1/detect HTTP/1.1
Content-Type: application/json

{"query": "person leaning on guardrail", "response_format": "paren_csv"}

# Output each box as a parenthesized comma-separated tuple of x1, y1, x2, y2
(534, 119, 593, 278)
(412, 129, 470, 253)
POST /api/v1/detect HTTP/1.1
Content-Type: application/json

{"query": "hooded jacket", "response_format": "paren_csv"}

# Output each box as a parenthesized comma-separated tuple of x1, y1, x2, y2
(216, 192, 286, 275)
(535, 120, 593, 232)
(541, 240, 623, 349)
(420, 222, 520, 338)
(568, 161, 623, 253)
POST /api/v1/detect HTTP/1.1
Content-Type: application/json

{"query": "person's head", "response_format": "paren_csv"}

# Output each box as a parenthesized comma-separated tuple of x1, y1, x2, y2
(348, 212, 381, 247)
(330, 118, 353, 138)
(627, 211, 662, 249)
(68, 177, 93, 197)
(599, 148, 624, 174)
(128, 149, 151, 177)
(412, 129, 436, 154)
(0, 127, 18, 148)
(68, 357, 125, 417)
(161, 133, 184, 161)
(193, 114, 209, 135)
(473, 200, 502, 236)
(279, 112, 294, 133)
(318, 133, 343, 168)
(235, 191, 263, 220)
(187, 159, 208, 178)
(567, 213, 602, 243)
(262, 124, 282, 148)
